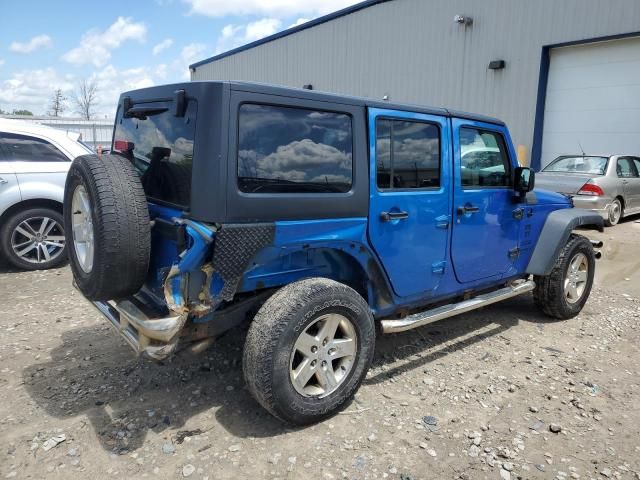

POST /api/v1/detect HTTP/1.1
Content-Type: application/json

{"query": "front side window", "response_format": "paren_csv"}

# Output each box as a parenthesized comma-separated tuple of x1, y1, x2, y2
(460, 128, 511, 187)
(0, 132, 69, 162)
(113, 100, 196, 208)
(616, 157, 638, 178)
(237, 104, 353, 194)
(375, 118, 440, 189)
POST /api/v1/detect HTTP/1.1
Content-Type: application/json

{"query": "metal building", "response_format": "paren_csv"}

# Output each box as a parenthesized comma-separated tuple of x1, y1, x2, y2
(190, 0, 640, 170)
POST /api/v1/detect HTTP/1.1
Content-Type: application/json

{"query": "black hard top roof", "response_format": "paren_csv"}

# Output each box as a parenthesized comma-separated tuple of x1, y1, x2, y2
(121, 81, 506, 127)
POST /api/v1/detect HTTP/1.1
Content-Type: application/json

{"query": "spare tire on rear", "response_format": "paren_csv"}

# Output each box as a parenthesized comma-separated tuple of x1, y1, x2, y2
(64, 154, 150, 300)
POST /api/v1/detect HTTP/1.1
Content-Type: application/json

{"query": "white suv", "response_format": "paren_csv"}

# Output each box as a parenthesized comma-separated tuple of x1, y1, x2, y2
(0, 119, 92, 270)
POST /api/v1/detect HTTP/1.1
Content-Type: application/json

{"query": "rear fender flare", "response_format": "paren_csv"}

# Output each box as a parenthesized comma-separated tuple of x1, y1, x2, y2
(526, 208, 603, 276)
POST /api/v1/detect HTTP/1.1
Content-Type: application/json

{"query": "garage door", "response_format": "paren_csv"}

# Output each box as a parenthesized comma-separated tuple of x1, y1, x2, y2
(541, 36, 640, 168)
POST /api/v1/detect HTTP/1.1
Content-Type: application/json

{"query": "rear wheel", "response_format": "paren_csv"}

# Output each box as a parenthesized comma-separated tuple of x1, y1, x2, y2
(604, 198, 622, 227)
(533, 235, 595, 319)
(243, 278, 375, 425)
(0, 207, 67, 270)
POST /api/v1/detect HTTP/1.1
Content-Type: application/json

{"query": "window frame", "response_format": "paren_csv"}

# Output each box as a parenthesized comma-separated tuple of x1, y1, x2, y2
(616, 157, 639, 178)
(0, 132, 70, 163)
(235, 101, 355, 195)
(459, 127, 513, 190)
(374, 116, 442, 192)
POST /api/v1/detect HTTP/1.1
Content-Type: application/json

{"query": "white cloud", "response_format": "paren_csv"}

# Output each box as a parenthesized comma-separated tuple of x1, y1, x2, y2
(0, 68, 74, 114)
(185, 0, 359, 18)
(89, 64, 156, 115)
(172, 43, 208, 79)
(9, 34, 53, 54)
(288, 18, 310, 28)
(153, 38, 174, 55)
(216, 18, 281, 54)
(63, 17, 147, 67)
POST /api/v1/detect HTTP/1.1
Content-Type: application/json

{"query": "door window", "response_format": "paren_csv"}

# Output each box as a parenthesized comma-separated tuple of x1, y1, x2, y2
(632, 158, 640, 175)
(375, 118, 440, 189)
(617, 157, 639, 178)
(459, 128, 511, 187)
(0, 132, 69, 162)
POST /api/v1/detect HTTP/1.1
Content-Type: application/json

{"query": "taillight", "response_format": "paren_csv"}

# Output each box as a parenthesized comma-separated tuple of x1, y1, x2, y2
(577, 182, 604, 196)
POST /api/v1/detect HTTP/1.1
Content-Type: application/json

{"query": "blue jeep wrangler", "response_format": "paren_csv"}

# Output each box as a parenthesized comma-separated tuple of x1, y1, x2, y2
(64, 82, 603, 424)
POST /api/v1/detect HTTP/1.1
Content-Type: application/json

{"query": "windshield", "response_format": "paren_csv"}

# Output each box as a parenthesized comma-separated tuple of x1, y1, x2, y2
(543, 156, 608, 175)
(113, 100, 196, 208)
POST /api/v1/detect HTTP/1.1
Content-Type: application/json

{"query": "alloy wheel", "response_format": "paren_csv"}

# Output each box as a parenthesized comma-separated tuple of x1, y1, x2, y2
(71, 185, 95, 273)
(289, 313, 358, 398)
(564, 252, 588, 304)
(10, 216, 65, 265)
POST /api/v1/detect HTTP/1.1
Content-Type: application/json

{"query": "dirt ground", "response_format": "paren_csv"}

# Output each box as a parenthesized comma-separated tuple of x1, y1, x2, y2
(1, 219, 639, 480)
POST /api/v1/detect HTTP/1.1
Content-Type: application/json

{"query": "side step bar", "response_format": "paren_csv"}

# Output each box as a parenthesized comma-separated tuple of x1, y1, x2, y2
(380, 280, 536, 334)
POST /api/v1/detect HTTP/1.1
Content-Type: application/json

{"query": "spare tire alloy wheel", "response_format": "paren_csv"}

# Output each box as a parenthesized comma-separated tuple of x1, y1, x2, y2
(71, 185, 94, 273)
(290, 313, 357, 398)
(8, 212, 65, 268)
(64, 154, 150, 301)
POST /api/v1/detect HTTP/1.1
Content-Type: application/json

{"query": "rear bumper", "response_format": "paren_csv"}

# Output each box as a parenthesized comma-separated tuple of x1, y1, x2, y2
(75, 284, 187, 360)
(571, 195, 611, 220)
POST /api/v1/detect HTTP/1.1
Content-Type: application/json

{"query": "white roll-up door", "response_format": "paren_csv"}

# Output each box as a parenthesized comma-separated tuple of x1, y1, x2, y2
(541, 36, 640, 167)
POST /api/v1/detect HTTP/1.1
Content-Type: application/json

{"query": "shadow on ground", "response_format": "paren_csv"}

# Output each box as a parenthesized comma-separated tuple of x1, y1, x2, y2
(22, 294, 549, 453)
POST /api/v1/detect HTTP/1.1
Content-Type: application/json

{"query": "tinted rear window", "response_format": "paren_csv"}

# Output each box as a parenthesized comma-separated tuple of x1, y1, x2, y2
(113, 100, 196, 208)
(237, 104, 353, 194)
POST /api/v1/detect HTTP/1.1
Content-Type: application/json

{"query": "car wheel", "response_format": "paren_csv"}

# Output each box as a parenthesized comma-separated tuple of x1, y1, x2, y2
(533, 234, 595, 320)
(0, 207, 67, 270)
(604, 198, 622, 227)
(243, 278, 375, 425)
(64, 154, 150, 300)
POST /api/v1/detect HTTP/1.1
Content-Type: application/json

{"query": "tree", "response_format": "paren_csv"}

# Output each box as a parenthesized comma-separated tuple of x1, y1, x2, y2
(74, 79, 98, 120)
(48, 89, 67, 117)
(11, 109, 33, 116)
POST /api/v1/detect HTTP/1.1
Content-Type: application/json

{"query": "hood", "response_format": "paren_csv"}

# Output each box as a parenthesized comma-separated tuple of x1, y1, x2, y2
(532, 187, 572, 205)
(535, 172, 593, 195)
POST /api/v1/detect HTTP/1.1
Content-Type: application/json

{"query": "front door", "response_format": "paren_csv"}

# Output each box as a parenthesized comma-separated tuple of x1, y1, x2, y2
(451, 119, 520, 283)
(367, 108, 451, 298)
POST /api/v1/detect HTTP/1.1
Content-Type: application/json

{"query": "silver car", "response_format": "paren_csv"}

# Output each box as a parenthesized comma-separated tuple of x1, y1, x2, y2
(536, 155, 640, 226)
(0, 119, 92, 269)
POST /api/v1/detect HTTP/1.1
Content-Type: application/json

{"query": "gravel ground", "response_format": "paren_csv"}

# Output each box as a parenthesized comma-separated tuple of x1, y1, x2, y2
(1, 221, 639, 480)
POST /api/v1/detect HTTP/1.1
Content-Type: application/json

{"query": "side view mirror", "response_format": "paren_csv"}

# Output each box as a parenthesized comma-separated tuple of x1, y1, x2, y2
(514, 166, 535, 193)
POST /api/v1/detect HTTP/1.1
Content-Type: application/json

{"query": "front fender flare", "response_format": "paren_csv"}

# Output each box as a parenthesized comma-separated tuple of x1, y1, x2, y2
(526, 208, 603, 276)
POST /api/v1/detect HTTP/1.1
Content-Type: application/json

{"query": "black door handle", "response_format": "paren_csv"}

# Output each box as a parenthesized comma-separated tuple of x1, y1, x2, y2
(457, 205, 480, 215)
(380, 211, 409, 222)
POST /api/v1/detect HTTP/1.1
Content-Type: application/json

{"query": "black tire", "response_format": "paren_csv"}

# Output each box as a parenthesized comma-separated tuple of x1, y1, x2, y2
(243, 278, 375, 425)
(533, 234, 595, 320)
(64, 154, 150, 300)
(0, 207, 67, 270)
(604, 198, 623, 227)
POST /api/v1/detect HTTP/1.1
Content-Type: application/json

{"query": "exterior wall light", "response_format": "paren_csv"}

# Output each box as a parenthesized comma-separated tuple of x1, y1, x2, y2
(488, 60, 506, 70)
(454, 15, 473, 26)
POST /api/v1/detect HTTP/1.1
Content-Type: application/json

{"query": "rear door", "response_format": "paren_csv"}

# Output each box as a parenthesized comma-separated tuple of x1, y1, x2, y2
(618, 157, 640, 210)
(367, 108, 451, 298)
(451, 119, 519, 283)
(0, 136, 21, 216)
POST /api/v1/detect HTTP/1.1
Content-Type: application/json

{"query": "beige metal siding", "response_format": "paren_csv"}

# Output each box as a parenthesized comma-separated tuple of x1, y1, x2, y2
(192, 0, 640, 158)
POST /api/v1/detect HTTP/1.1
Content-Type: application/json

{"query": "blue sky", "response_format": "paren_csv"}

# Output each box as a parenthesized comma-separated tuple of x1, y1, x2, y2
(0, 0, 359, 117)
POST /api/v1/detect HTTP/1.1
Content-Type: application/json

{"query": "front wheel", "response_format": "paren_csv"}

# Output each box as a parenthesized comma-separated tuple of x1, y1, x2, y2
(533, 234, 595, 319)
(243, 278, 375, 425)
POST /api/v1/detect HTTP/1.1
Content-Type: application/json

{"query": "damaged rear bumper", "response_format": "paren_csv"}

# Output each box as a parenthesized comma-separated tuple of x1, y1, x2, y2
(76, 284, 187, 360)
